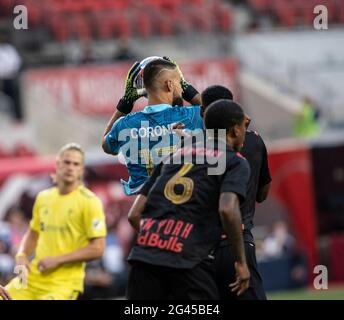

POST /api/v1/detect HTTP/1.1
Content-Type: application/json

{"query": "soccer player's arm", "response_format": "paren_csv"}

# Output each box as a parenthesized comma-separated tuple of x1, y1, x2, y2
(256, 137, 272, 203)
(219, 157, 251, 295)
(102, 117, 122, 155)
(15, 195, 41, 270)
(128, 163, 162, 232)
(189, 93, 201, 106)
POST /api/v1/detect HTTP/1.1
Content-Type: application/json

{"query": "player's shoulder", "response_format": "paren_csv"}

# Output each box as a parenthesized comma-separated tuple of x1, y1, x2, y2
(167, 105, 200, 115)
(169, 106, 201, 125)
(179, 105, 200, 113)
(235, 152, 251, 177)
(78, 185, 98, 200)
(114, 112, 142, 127)
(36, 187, 58, 200)
(246, 129, 264, 141)
(227, 148, 249, 168)
(246, 129, 260, 139)
(246, 129, 266, 147)
(235, 151, 249, 166)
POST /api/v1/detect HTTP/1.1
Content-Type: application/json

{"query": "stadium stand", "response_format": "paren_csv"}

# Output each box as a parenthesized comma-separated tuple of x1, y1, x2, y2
(248, 0, 340, 28)
(0, 0, 233, 41)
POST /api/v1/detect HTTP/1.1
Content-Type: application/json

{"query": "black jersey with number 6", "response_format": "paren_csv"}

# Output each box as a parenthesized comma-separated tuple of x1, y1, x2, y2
(127, 138, 250, 269)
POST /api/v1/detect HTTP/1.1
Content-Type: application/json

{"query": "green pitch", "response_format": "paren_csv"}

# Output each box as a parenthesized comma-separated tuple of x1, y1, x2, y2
(267, 286, 344, 300)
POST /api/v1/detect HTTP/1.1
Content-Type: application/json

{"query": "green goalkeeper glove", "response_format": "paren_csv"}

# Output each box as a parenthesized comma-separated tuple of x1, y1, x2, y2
(116, 61, 145, 114)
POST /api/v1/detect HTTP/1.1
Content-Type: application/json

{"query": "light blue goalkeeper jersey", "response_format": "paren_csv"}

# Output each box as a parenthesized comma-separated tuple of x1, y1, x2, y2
(105, 104, 203, 195)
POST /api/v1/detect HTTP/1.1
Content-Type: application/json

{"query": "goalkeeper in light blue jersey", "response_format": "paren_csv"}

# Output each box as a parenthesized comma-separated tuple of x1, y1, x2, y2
(102, 58, 203, 195)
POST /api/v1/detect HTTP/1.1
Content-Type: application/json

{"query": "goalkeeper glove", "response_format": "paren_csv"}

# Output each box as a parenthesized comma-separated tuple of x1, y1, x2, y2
(116, 61, 145, 114)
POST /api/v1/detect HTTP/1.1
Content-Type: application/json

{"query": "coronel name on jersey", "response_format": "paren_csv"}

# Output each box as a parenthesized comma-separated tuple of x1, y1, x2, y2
(130, 123, 175, 138)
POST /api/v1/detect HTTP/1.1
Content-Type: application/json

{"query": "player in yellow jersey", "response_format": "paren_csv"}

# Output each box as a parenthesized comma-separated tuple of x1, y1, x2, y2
(5, 143, 107, 300)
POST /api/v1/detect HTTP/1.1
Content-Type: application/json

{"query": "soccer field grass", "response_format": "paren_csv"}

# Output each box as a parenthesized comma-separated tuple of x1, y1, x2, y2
(267, 286, 344, 300)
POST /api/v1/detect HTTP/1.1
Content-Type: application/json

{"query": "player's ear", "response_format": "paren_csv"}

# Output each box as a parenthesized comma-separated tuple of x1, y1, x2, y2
(166, 79, 173, 92)
(228, 124, 240, 138)
(245, 114, 251, 129)
(233, 124, 240, 137)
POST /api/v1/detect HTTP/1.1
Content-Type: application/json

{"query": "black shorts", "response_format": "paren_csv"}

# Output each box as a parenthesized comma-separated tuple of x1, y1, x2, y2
(126, 258, 219, 300)
(214, 240, 266, 300)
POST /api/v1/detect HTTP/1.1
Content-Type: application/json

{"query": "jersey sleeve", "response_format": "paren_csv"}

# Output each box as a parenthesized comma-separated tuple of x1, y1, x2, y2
(139, 162, 163, 196)
(29, 193, 41, 233)
(258, 137, 272, 188)
(220, 157, 251, 204)
(104, 118, 123, 155)
(84, 196, 107, 239)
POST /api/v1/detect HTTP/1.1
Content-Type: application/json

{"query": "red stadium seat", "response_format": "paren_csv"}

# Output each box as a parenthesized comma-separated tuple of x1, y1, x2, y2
(173, 12, 193, 34)
(70, 14, 91, 41)
(249, 0, 270, 12)
(190, 8, 213, 33)
(49, 14, 70, 42)
(274, 2, 297, 28)
(218, 8, 233, 32)
(339, 4, 344, 23)
(135, 12, 152, 38)
(329, 235, 344, 282)
(0, 0, 15, 16)
(94, 12, 115, 39)
(115, 16, 131, 39)
(24, 0, 42, 28)
(159, 0, 180, 15)
(155, 14, 174, 36)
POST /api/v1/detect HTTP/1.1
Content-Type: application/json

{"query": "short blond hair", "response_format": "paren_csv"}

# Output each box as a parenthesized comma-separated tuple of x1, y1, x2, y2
(58, 143, 85, 162)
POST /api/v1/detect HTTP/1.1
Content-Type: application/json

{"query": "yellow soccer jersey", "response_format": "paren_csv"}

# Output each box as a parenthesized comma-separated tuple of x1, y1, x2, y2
(28, 185, 106, 292)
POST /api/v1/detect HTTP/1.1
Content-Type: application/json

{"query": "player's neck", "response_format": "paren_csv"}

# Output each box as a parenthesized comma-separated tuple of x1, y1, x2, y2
(226, 136, 236, 150)
(148, 94, 172, 107)
(57, 181, 81, 195)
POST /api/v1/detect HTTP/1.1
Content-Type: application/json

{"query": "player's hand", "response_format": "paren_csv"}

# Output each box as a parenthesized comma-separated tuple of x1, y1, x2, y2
(163, 56, 199, 103)
(0, 285, 11, 300)
(172, 122, 192, 139)
(15, 253, 31, 272)
(172, 122, 185, 130)
(124, 61, 146, 103)
(15, 254, 31, 288)
(229, 261, 250, 296)
(38, 256, 61, 273)
(117, 61, 146, 114)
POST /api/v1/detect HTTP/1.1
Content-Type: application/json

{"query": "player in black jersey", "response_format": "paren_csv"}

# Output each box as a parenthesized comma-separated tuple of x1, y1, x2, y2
(201, 85, 272, 300)
(126, 100, 251, 300)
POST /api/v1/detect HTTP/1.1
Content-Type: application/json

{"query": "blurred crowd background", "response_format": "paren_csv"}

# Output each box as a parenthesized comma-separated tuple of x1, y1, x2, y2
(0, 0, 344, 299)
